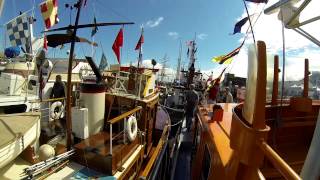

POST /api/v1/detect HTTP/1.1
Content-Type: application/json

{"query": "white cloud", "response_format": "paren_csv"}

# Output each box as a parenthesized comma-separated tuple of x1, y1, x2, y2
(197, 33, 208, 40)
(204, 0, 320, 81)
(145, 17, 164, 28)
(168, 32, 179, 39)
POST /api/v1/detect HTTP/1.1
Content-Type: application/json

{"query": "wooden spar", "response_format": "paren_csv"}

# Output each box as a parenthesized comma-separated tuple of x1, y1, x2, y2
(66, 0, 83, 150)
(271, 55, 279, 105)
(303, 58, 309, 98)
(43, 22, 134, 33)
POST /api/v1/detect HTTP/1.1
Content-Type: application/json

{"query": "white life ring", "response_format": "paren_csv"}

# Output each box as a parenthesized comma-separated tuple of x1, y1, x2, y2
(126, 115, 138, 142)
(50, 101, 65, 120)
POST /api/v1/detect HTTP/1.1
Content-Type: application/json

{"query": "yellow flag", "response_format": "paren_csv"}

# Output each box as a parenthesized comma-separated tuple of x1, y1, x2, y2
(39, 0, 59, 29)
(211, 56, 233, 64)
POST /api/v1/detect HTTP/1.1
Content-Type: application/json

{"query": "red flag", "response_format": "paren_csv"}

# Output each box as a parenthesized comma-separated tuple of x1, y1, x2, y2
(112, 28, 123, 64)
(43, 34, 48, 50)
(135, 34, 144, 50)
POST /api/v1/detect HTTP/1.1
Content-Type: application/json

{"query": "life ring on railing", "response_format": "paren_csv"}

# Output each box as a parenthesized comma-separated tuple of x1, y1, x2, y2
(126, 115, 138, 142)
(50, 101, 65, 120)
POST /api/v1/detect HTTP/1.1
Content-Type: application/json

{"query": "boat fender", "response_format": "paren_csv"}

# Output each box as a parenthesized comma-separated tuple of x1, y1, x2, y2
(50, 101, 65, 120)
(126, 115, 138, 142)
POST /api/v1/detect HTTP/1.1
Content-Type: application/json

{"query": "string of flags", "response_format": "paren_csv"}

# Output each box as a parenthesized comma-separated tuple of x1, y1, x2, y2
(3, 0, 143, 66)
(211, 0, 267, 65)
(212, 42, 244, 64)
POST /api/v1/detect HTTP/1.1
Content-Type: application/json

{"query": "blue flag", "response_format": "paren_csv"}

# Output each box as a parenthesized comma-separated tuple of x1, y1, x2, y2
(99, 53, 108, 71)
(91, 16, 98, 37)
(233, 16, 249, 34)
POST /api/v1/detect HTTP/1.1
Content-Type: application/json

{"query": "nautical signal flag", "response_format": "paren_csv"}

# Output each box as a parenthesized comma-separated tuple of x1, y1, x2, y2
(6, 13, 31, 47)
(212, 43, 243, 64)
(232, 16, 249, 35)
(91, 16, 98, 37)
(99, 53, 108, 71)
(112, 28, 123, 64)
(39, 0, 59, 29)
(245, 0, 268, 3)
(43, 34, 48, 50)
(212, 56, 233, 64)
(135, 33, 144, 50)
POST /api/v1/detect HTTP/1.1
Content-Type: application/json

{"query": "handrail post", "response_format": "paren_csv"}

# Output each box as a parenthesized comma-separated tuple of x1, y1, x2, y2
(303, 58, 309, 98)
(271, 55, 279, 105)
(123, 117, 126, 144)
(110, 123, 112, 155)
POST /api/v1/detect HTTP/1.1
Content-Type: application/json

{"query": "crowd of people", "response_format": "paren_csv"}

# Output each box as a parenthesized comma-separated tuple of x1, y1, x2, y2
(204, 78, 237, 104)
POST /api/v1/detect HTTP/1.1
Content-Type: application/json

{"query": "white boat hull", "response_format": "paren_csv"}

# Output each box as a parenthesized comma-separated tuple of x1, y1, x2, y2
(0, 113, 41, 169)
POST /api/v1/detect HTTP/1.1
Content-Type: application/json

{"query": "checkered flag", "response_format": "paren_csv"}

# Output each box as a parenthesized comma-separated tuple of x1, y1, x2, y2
(6, 13, 31, 47)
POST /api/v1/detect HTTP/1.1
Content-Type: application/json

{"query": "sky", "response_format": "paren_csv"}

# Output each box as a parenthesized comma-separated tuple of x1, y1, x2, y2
(1, 0, 319, 81)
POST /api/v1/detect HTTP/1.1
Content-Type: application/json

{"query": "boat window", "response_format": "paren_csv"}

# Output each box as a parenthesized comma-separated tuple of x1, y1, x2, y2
(201, 145, 211, 180)
(3, 104, 27, 114)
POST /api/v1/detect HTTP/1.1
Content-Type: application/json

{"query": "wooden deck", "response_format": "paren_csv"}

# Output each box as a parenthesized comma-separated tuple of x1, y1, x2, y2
(74, 131, 140, 175)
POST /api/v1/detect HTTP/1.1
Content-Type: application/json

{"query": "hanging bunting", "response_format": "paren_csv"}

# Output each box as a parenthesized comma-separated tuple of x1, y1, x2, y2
(212, 56, 233, 64)
(232, 16, 249, 34)
(212, 43, 244, 64)
(112, 28, 123, 64)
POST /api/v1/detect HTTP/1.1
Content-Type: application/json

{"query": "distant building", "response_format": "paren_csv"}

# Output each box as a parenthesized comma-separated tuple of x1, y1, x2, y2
(222, 73, 246, 87)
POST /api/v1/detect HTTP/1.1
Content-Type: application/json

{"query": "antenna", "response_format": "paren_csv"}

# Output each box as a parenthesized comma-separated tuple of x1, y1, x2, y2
(176, 41, 182, 81)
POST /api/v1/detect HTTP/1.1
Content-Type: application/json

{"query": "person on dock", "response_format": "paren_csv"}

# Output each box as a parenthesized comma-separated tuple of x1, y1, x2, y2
(207, 78, 220, 104)
(50, 75, 65, 100)
(185, 84, 199, 131)
(224, 87, 233, 103)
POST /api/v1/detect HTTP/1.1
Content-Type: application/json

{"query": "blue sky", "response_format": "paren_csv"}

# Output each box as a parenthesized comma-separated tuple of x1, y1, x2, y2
(2, 0, 320, 81)
(0, 0, 246, 72)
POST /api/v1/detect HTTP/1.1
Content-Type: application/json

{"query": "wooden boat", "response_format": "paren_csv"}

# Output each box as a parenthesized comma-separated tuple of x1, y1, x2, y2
(0, 112, 41, 169)
(192, 41, 320, 179)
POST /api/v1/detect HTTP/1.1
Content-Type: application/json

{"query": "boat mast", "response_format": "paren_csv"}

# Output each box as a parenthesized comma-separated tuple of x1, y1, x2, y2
(137, 27, 143, 68)
(175, 41, 182, 82)
(187, 40, 196, 87)
(160, 54, 168, 82)
(66, 0, 83, 150)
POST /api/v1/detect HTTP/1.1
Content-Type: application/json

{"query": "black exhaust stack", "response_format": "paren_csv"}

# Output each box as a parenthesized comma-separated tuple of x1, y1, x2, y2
(85, 56, 103, 83)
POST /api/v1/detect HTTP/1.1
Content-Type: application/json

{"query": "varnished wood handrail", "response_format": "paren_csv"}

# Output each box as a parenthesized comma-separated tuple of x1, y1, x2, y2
(139, 125, 169, 179)
(30, 97, 66, 103)
(303, 58, 309, 98)
(258, 140, 301, 180)
(108, 106, 142, 124)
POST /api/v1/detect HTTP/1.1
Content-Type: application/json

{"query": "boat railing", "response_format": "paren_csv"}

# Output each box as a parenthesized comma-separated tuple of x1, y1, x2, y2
(30, 97, 67, 119)
(139, 125, 169, 180)
(107, 106, 142, 155)
(258, 139, 301, 180)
